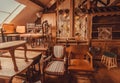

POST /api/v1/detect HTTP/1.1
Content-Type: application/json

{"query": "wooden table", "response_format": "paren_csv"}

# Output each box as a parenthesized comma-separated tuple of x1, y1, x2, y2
(0, 41, 28, 71)
(0, 57, 32, 83)
(1, 50, 42, 60)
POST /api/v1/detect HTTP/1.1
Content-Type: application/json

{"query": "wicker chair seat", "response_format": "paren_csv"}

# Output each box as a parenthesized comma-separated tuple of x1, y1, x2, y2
(45, 61, 65, 75)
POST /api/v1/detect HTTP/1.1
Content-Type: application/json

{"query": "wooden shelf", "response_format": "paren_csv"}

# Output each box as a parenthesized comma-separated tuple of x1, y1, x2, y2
(93, 22, 120, 25)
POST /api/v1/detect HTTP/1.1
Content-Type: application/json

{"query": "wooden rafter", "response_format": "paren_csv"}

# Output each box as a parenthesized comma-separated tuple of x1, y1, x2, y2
(78, 0, 87, 8)
(30, 0, 47, 8)
(78, 5, 120, 14)
(107, 0, 110, 5)
(78, 0, 112, 9)
(110, 0, 120, 6)
(47, 0, 57, 8)
(97, 0, 107, 6)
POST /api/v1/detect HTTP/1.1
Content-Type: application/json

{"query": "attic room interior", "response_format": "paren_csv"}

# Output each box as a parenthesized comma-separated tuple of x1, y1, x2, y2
(0, 0, 120, 83)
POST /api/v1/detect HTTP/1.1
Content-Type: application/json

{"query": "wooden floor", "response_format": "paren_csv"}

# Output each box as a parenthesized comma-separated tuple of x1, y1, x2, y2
(10, 61, 120, 83)
(0, 44, 120, 83)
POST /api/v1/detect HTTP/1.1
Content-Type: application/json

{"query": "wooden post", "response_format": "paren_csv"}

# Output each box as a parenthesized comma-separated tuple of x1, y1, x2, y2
(0, 28, 5, 42)
(70, 0, 74, 37)
(87, 0, 91, 9)
(87, 14, 93, 44)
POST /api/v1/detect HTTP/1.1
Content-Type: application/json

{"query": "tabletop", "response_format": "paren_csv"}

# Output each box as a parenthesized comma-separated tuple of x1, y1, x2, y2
(0, 41, 26, 50)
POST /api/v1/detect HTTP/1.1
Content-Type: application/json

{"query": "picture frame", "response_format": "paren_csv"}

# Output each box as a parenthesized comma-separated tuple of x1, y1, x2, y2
(98, 27, 112, 40)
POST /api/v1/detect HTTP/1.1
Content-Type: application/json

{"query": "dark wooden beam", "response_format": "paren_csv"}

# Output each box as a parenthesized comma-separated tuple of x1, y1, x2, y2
(91, 8, 95, 13)
(30, 0, 47, 8)
(107, 7, 114, 11)
(78, 0, 87, 8)
(103, 8, 108, 12)
(97, 0, 107, 6)
(110, 0, 120, 6)
(96, 8, 101, 12)
(107, 0, 110, 5)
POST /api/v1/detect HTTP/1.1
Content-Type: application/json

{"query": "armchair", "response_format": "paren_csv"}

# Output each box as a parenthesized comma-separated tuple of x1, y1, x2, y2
(68, 45, 94, 71)
(2, 24, 17, 41)
(67, 45, 94, 82)
(68, 52, 93, 71)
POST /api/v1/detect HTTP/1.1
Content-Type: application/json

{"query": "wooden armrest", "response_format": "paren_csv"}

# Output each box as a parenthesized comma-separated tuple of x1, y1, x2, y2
(86, 52, 93, 60)
(43, 55, 52, 62)
(86, 52, 93, 68)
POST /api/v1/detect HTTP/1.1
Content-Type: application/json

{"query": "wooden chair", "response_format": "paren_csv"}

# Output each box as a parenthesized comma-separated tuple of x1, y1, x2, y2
(2, 24, 15, 34)
(43, 45, 68, 83)
(16, 26, 26, 34)
(15, 53, 42, 83)
(2, 24, 17, 41)
(67, 45, 94, 82)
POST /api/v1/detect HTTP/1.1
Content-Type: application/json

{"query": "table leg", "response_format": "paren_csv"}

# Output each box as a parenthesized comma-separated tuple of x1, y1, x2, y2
(9, 76, 14, 83)
(23, 44, 28, 62)
(9, 49, 18, 71)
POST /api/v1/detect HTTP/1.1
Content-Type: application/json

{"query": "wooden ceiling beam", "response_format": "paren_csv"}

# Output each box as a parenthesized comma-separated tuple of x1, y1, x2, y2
(30, 0, 47, 9)
(87, 0, 90, 9)
(107, 7, 114, 11)
(96, 8, 101, 12)
(103, 8, 108, 12)
(91, 8, 95, 13)
(107, 0, 110, 5)
(116, 6, 120, 10)
(97, 0, 107, 6)
(47, 0, 57, 8)
(78, 0, 87, 8)
(110, 0, 120, 6)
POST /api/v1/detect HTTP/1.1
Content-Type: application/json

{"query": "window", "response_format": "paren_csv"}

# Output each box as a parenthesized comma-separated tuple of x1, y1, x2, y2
(0, 0, 26, 26)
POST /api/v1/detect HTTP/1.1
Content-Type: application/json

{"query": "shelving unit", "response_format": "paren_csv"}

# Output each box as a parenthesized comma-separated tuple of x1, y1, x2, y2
(92, 15, 120, 40)
(92, 15, 120, 60)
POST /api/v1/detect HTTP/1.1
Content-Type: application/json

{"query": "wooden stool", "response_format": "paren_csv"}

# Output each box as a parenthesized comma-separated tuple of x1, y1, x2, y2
(101, 52, 117, 70)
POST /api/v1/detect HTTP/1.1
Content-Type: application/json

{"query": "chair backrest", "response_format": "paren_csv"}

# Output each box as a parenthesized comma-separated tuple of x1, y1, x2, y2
(53, 45, 64, 59)
(69, 45, 89, 59)
(2, 24, 15, 34)
(16, 26, 26, 33)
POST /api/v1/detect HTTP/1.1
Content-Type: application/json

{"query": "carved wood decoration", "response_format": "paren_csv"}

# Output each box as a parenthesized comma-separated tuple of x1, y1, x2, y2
(57, 0, 70, 37)
(74, 0, 88, 41)
(74, 14, 88, 41)
(75, 0, 120, 15)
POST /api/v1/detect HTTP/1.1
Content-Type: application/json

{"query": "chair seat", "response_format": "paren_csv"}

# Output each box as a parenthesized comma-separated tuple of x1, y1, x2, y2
(68, 59, 94, 71)
(45, 61, 65, 75)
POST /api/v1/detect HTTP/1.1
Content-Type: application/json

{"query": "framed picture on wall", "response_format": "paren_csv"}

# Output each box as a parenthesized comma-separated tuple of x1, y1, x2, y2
(98, 27, 112, 40)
